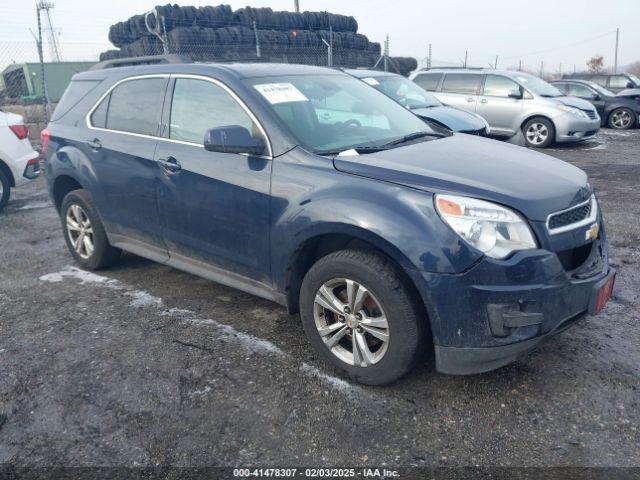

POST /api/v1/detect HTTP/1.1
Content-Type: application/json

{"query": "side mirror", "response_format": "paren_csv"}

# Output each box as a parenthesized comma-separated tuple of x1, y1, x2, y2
(592, 94, 602, 101)
(204, 125, 265, 156)
(508, 89, 523, 99)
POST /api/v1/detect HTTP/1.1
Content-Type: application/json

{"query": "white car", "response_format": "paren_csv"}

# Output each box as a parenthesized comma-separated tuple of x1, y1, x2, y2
(0, 110, 40, 212)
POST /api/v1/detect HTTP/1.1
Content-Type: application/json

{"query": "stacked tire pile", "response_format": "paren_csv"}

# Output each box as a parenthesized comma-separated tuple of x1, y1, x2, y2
(101, 4, 417, 75)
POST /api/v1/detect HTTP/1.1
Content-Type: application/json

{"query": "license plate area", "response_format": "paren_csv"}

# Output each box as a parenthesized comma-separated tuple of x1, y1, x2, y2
(589, 270, 616, 315)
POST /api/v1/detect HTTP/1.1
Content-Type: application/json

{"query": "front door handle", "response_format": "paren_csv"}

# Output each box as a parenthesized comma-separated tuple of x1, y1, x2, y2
(466, 97, 475, 103)
(480, 98, 488, 104)
(157, 156, 181, 173)
(86, 138, 102, 150)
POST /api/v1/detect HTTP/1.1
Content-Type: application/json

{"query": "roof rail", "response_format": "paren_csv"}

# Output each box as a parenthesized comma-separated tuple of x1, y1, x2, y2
(420, 66, 485, 71)
(89, 54, 191, 71)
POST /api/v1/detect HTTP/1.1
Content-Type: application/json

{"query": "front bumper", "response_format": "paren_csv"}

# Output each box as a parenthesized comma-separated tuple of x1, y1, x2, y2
(555, 114, 601, 143)
(422, 223, 610, 375)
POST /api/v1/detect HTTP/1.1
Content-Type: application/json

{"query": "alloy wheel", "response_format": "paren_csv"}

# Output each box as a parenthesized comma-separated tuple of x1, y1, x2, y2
(313, 278, 389, 367)
(66, 204, 94, 259)
(525, 123, 549, 145)
(611, 109, 632, 129)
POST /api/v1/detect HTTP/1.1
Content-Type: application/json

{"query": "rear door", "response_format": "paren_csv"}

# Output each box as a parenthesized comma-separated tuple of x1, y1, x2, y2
(154, 75, 272, 283)
(566, 83, 606, 117)
(86, 75, 169, 260)
(476, 74, 524, 136)
(434, 73, 482, 113)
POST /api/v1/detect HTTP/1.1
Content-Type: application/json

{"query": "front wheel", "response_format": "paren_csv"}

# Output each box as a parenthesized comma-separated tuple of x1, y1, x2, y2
(299, 249, 426, 385)
(0, 169, 10, 213)
(522, 117, 555, 148)
(608, 107, 635, 129)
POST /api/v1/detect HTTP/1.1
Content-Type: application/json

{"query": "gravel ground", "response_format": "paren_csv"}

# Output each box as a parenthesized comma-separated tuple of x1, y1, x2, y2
(0, 129, 639, 468)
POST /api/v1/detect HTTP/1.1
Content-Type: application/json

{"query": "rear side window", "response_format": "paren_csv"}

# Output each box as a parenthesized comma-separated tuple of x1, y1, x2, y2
(90, 95, 109, 128)
(413, 73, 442, 91)
(554, 83, 570, 94)
(591, 75, 608, 87)
(441, 74, 482, 94)
(103, 78, 167, 136)
(169, 78, 262, 145)
(51, 80, 101, 121)
(609, 75, 630, 89)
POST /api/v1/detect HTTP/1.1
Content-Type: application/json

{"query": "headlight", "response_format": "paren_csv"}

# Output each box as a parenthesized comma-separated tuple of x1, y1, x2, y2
(473, 113, 491, 134)
(435, 194, 537, 259)
(558, 104, 589, 119)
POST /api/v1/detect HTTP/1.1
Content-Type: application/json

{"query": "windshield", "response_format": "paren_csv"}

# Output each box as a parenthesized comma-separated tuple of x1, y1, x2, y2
(590, 83, 614, 96)
(245, 74, 438, 154)
(512, 72, 564, 97)
(363, 75, 442, 108)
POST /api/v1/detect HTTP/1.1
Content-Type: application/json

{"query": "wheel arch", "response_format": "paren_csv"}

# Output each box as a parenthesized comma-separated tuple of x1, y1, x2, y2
(0, 158, 16, 187)
(52, 174, 84, 212)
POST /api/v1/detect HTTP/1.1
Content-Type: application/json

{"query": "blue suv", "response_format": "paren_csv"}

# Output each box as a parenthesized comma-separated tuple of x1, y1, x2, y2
(44, 62, 615, 385)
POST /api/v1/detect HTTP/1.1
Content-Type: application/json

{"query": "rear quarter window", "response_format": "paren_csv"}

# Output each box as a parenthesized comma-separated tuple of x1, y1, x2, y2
(413, 73, 442, 91)
(51, 80, 101, 121)
(102, 78, 167, 136)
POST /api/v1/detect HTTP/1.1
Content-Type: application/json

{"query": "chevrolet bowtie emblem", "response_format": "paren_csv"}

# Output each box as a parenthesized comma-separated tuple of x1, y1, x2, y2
(586, 223, 599, 241)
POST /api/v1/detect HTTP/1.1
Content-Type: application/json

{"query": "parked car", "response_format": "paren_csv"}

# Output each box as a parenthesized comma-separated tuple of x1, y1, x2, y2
(0, 110, 41, 212)
(343, 69, 490, 136)
(551, 79, 640, 129)
(44, 61, 614, 385)
(410, 68, 601, 148)
(563, 72, 640, 94)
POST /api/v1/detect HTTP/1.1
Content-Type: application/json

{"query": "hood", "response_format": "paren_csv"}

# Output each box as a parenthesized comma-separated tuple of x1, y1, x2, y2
(616, 88, 640, 98)
(333, 134, 589, 221)
(555, 96, 596, 111)
(411, 105, 485, 132)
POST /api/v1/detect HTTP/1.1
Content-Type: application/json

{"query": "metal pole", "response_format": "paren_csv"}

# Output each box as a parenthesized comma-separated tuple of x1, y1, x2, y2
(161, 16, 169, 54)
(294, 0, 299, 13)
(463, 50, 467, 68)
(427, 43, 431, 69)
(253, 20, 261, 58)
(36, 5, 50, 121)
(518, 59, 522, 71)
(494, 55, 498, 69)
(329, 26, 333, 67)
(614, 27, 619, 73)
(540, 61, 543, 77)
(384, 34, 389, 72)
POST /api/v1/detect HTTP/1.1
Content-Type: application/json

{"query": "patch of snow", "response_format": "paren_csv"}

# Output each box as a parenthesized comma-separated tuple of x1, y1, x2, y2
(17, 201, 52, 211)
(300, 362, 355, 393)
(126, 290, 163, 308)
(39, 267, 119, 286)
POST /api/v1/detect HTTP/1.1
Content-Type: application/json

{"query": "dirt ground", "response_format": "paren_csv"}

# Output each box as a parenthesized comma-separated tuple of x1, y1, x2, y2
(0, 129, 639, 468)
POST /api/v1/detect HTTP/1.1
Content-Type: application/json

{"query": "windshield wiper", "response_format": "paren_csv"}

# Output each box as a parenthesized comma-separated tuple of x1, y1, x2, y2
(315, 145, 386, 156)
(380, 131, 446, 148)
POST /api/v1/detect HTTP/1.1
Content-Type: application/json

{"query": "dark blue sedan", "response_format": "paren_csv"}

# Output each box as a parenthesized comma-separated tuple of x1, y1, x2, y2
(344, 68, 491, 135)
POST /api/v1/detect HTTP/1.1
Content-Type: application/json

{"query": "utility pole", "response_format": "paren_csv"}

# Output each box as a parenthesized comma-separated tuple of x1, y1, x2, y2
(37, 1, 61, 62)
(294, 0, 299, 13)
(427, 43, 432, 69)
(518, 59, 522, 71)
(35, 4, 51, 121)
(463, 50, 467, 68)
(614, 27, 619, 73)
(384, 34, 389, 72)
(540, 61, 543, 77)
(494, 55, 498, 69)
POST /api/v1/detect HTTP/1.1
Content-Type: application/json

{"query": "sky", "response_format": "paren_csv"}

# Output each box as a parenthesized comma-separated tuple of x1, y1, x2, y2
(2, 0, 639, 73)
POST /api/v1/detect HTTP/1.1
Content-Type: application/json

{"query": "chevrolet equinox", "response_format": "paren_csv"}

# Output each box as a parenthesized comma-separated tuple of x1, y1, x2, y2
(44, 62, 615, 385)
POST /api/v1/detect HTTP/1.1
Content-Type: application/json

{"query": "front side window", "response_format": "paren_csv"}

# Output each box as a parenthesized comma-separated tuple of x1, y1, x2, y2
(441, 74, 482, 95)
(568, 83, 597, 98)
(609, 75, 631, 89)
(169, 78, 262, 144)
(105, 78, 166, 136)
(413, 73, 442, 91)
(482, 75, 521, 97)
(245, 74, 437, 154)
(372, 76, 441, 108)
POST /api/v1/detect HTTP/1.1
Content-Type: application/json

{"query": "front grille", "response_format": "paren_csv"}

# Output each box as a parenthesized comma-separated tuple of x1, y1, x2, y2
(581, 109, 598, 120)
(556, 242, 593, 271)
(548, 202, 591, 230)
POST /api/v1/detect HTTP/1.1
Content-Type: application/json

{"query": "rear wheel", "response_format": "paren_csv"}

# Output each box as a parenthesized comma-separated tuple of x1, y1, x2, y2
(608, 107, 635, 129)
(0, 170, 10, 213)
(60, 189, 121, 270)
(299, 249, 426, 385)
(523, 117, 555, 148)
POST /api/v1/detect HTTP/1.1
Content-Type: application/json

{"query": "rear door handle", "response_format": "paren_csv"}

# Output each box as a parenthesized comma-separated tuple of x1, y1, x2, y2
(86, 138, 102, 150)
(466, 97, 475, 103)
(157, 156, 181, 173)
(480, 98, 488, 104)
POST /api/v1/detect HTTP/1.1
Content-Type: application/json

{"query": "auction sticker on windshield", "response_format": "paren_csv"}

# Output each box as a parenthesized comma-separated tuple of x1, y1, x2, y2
(254, 83, 308, 104)
(362, 77, 380, 86)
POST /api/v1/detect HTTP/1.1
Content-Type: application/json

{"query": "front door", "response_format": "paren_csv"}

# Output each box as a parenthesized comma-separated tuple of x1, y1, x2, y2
(566, 83, 606, 118)
(155, 76, 272, 283)
(86, 76, 169, 259)
(476, 74, 524, 136)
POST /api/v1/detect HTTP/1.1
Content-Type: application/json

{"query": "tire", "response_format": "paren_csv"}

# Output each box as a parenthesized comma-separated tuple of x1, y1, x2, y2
(0, 169, 10, 213)
(60, 189, 121, 270)
(522, 117, 555, 148)
(299, 249, 426, 385)
(608, 107, 635, 130)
